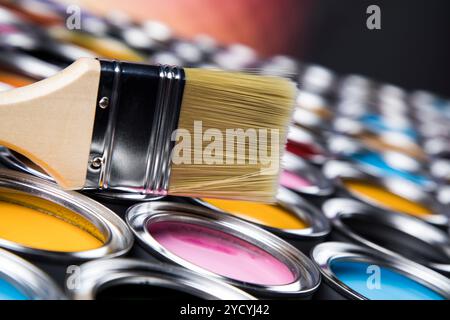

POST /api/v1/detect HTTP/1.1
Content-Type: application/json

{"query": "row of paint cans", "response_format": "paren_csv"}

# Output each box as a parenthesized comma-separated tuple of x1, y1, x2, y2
(301, 70, 450, 298)
(323, 160, 448, 228)
(0, 244, 254, 300)
(125, 200, 322, 299)
(410, 91, 450, 140)
(326, 134, 435, 190)
(311, 242, 450, 300)
(322, 198, 450, 276)
(0, 168, 323, 300)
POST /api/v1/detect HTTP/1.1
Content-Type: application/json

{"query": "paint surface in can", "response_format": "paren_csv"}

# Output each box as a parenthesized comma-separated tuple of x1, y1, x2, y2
(0, 72, 35, 88)
(147, 221, 296, 285)
(349, 152, 429, 186)
(330, 260, 444, 300)
(203, 198, 309, 230)
(0, 278, 28, 300)
(280, 170, 312, 189)
(343, 179, 433, 217)
(359, 114, 417, 140)
(0, 193, 104, 252)
(286, 140, 323, 159)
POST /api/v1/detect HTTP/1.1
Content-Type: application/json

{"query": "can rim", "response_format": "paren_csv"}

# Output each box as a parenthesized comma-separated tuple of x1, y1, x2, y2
(0, 248, 65, 299)
(192, 187, 331, 240)
(126, 201, 321, 297)
(311, 242, 450, 300)
(287, 125, 331, 164)
(0, 169, 133, 261)
(282, 151, 334, 196)
(68, 258, 256, 300)
(322, 198, 450, 275)
(323, 160, 449, 227)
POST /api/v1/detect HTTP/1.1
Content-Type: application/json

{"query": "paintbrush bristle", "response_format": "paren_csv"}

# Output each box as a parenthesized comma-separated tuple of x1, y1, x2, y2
(168, 68, 296, 202)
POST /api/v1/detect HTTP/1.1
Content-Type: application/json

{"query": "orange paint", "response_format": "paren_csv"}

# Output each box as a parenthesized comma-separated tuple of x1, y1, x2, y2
(0, 71, 35, 88)
(343, 179, 433, 217)
(203, 198, 309, 230)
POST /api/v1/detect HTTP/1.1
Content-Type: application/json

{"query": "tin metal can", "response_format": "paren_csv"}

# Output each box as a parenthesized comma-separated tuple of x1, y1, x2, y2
(0, 248, 65, 299)
(323, 160, 448, 228)
(311, 242, 450, 300)
(126, 201, 321, 299)
(191, 187, 331, 253)
(322, 198, 450, 276)
(67, 258, 255, 300)
(0, 169, 133, 283)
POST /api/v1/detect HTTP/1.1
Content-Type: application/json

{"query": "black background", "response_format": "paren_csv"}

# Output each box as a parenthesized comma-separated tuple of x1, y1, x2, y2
(304, 0, 450, 96)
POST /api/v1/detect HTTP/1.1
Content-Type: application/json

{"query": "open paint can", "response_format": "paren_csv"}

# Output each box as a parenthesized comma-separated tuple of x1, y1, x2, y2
(323, 160, 448, 228)
(0, 248, 64, 300)
(126, 201, 321, 299)
(68, 258, 255, 300)
(322, 198, 450, 276)
(300, 64, 335, 96)
(192, 187, 331, 252)
(0, 169, 133, 272)
(281, 152, 334, 196)
(311, 242, 450, 300)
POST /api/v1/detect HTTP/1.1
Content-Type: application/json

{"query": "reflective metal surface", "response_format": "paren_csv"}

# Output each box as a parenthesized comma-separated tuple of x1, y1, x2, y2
(68, 258, 256, 300)
(126, 201, 321, 298)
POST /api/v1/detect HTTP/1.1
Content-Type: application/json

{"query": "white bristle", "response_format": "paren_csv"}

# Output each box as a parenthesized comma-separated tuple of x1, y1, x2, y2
(169, 68, 296, 202)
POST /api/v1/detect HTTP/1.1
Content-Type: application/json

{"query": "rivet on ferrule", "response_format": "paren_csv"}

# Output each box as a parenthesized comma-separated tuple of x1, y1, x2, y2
(98, 97, 109, 109)
(89, 156, 103, 170)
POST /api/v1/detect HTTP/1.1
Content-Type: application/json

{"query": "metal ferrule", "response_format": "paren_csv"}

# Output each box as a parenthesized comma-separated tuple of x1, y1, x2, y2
(85, 59, 185, 195)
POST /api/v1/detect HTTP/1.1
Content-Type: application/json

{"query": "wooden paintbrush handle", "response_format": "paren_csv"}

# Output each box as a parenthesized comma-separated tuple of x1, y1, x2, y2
(0, 58, 101, 189)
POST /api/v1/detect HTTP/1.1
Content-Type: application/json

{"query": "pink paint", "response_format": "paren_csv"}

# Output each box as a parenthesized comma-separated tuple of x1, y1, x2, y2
(147, 221, 296, 285)
(280, 170, 312, 190)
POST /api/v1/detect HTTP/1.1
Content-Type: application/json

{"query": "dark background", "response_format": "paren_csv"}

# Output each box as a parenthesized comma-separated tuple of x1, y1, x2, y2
(80, 0, 450, 96)
(304, 0, 450, 96)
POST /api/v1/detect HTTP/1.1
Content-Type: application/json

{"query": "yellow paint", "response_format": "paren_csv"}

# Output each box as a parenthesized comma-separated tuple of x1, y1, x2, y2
(343, 179, 433, 217)
(203, 198, 309, 230)
(49, 27, 145, 62)
(0, 192, 105, 252)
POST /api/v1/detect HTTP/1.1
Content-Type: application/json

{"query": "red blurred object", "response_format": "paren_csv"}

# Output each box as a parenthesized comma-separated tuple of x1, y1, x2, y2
(286, 140, 323, 159)
(78, 0, 314, 57)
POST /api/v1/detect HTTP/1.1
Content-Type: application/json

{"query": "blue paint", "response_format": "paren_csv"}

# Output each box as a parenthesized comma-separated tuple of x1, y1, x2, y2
(349, 152, 431, 187)
(0, 277, 28, 300)
(330, 260, 445, 300)
(359, 114, 418, 140)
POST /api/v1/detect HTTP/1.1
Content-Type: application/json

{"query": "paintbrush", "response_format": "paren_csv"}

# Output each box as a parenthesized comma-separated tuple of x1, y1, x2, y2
(0, 58, 296, 201)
